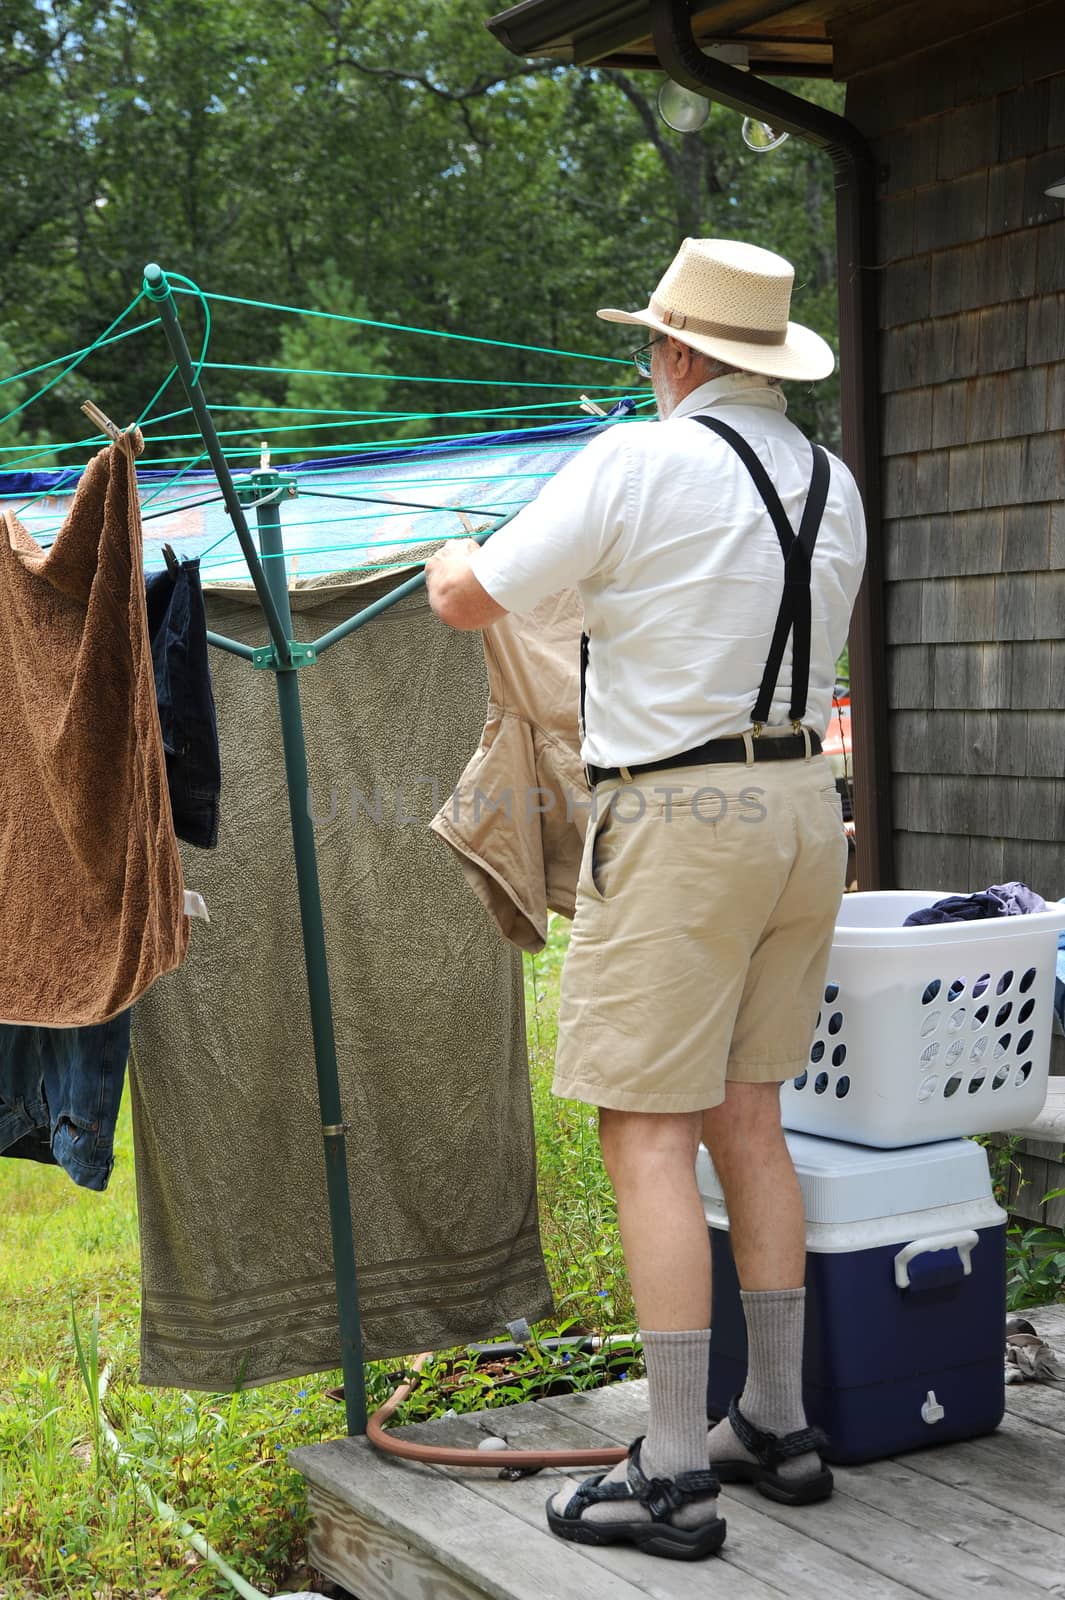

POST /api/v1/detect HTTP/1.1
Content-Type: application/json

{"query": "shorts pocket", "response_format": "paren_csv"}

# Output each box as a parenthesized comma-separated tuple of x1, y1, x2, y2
(821, 789, 844, 821)
(578, 801, 614, 904)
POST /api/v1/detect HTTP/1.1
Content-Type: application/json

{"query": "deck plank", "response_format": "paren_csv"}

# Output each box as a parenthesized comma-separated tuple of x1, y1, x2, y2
(540, 1382, 1059, 1600)
(292, 1434, 653, 1600)
(399, 1402, 785, 1600)
(1005, 1382, 1065, 1434)
(899, 1410, 1065, 1542)
(1026, 1305, 1065, 1342)
(292, 1300, 1065, 1600)
(831, 1456, 1065, 1595)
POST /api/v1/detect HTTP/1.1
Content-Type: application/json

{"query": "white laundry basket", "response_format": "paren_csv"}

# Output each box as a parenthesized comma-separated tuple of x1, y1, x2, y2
(781, 891, 1065, 1148)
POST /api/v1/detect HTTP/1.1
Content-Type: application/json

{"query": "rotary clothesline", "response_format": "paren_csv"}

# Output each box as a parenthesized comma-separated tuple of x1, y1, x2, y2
(0, 270, 646, 486)
(1, 262, 641, 1434)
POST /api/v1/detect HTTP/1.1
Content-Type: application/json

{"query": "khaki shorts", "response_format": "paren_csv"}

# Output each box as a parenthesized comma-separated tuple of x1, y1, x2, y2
(553, 754, 848, 1113)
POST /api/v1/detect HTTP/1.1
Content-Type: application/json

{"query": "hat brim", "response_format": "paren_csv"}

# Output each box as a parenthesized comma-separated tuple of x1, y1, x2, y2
(597, 304, 835, 382)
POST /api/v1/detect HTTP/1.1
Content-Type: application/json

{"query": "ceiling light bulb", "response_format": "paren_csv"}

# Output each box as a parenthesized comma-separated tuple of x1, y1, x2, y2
(741, 118, 789, 153)
(657, 79, 711, 134)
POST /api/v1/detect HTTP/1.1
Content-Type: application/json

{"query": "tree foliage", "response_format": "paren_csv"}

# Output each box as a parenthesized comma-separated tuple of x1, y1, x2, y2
(1, 1, 844, 460)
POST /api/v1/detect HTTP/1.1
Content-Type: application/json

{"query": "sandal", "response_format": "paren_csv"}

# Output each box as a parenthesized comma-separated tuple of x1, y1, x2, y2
(711, 1398, 833, 1505)
(546, 1436, 727, 1561)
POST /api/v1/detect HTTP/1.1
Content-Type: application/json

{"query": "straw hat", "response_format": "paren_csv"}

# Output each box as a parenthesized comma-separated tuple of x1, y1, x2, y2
(598, 237, 834, 382)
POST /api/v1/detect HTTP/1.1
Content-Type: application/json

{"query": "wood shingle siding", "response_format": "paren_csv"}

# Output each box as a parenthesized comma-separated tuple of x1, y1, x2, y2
(845, 8, 1064, 966)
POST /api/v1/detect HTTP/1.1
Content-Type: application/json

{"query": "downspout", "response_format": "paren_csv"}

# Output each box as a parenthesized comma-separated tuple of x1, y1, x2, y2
(651, 0, 893, 889)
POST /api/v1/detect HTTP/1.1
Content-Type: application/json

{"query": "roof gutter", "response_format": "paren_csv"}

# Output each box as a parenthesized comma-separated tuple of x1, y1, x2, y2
(651, 0, 893, 889)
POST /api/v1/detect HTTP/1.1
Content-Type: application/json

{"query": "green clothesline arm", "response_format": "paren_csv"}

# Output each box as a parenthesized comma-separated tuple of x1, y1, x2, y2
(206, 630, 257, 661)
(310, 518, 511, 658)
(142, 263, 292, 667)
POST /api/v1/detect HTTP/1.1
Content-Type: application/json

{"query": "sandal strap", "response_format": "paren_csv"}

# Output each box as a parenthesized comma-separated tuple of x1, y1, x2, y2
(627, 1437, 721, 1522)
(561, 1469, 636, 1520)
(727, 1397, 827, 1468)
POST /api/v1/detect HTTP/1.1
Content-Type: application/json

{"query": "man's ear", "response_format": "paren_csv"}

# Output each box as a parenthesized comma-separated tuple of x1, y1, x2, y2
(669, 336, 696, 375)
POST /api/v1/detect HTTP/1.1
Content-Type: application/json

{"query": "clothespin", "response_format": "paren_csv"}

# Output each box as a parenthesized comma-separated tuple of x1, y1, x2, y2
(161, 543, 181, 577)
(81, 400, 124, 442)
(260, 439, 271, 471)
(578, 395, 609, 417)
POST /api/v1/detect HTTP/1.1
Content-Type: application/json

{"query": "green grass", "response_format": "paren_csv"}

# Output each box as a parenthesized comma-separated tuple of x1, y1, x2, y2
(0, 920, 635, 1597)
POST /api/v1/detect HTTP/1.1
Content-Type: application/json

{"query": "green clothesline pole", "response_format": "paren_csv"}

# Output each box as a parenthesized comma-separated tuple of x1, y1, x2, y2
(143, 262, 368, 1436)
(142, 264, 291, 665)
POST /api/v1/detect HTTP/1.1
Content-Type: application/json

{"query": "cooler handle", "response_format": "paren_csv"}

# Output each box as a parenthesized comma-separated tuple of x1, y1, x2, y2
(894, 1229, 980, 1290)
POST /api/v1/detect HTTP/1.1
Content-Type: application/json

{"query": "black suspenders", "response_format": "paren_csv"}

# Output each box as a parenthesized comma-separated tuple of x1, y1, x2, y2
(691, 415, 830, 728)
(578, 416, 831, 749)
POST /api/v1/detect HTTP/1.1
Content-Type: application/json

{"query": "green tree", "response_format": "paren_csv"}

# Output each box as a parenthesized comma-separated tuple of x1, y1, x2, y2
(0, 0, 845, 459)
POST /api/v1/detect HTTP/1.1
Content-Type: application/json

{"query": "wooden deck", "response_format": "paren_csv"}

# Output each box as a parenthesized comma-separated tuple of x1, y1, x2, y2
(291, 1306, 1065, 1600)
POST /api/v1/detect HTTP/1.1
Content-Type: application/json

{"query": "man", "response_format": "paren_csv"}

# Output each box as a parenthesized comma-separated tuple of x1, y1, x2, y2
(426, 237, 866, 1562)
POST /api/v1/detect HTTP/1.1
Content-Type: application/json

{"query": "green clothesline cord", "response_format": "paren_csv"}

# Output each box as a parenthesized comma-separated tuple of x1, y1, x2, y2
(198, 360, 627, 391)
(2, 424, 623, 495)
(0, 316, 161, 395)
(193, 518, 529, 573)
(137, 449, 212, 515)
(33, 497, 532, 546)
(0, 393, 638, 467)
(3, 276, 212, 518)
(0, 290, 147, 430)
(192, 287, 632, 366)
(189, 502, 520, 569)
(3, 436, 597, 489)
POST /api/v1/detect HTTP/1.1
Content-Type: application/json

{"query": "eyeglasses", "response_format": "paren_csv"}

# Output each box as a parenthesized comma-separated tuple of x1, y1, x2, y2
(632, 337, 664, 379)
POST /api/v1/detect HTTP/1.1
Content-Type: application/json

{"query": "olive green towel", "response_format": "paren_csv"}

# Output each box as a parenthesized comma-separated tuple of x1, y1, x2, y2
(130, 567, 552, 1390)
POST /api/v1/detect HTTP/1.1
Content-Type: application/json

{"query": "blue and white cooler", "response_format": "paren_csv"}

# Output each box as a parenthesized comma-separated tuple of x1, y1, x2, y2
(698, 1131, 1007, 1464)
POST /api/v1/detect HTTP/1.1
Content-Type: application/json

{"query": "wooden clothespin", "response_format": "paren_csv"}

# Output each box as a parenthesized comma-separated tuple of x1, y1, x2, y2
(578, 395, 609, 417)
(260, 439, 271, 471)
(81, 400, 124, 442)
(161, 543, 181, 577)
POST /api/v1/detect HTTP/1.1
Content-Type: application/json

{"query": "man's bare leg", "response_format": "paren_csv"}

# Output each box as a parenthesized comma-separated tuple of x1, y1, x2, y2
(701, 1081, 828, 1495)
(599, 1107, 708, 1326)
(548, 1107, 720, 1533)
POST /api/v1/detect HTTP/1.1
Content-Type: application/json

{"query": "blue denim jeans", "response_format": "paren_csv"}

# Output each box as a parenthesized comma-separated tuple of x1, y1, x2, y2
(146, 555, 221, 849)
(0, 1012, 131, 1190)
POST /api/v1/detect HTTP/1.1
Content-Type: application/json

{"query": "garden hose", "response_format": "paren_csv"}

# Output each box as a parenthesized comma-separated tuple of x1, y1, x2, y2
(367, 1337, 637, 1470)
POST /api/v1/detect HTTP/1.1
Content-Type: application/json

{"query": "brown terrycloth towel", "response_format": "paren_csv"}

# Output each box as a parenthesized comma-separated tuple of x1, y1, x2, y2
(129, 565, 552, 1389)
(0, 435, 187, 1026)
(430, 590, 589, 953)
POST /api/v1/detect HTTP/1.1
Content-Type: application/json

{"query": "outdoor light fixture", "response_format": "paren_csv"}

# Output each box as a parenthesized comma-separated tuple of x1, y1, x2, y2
(657, 78, 711, 132)
(655, 44, 749, 135)
(1045, 176, 1065, 199)
(742, 118, 790, 153)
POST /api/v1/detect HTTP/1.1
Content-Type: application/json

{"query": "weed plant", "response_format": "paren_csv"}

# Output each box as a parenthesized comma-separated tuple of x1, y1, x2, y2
(0, 919, 636, 1596)
(981, 1135, 1065, 1309)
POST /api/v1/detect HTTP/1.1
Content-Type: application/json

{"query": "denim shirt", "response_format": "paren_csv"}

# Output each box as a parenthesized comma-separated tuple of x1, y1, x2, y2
(0, 1012, 131, 1190)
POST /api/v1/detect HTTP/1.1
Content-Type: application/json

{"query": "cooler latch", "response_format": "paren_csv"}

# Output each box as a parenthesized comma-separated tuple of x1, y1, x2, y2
(893, 1229, 980, 1290)
(921, 1390, 946, 1425)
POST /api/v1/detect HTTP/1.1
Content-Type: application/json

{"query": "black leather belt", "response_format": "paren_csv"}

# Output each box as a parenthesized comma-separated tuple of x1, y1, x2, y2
(587, 731, 822, 788)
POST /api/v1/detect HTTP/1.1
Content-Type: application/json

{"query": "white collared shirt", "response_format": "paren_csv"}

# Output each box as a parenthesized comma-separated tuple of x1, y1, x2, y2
(470, 373, 867, 766)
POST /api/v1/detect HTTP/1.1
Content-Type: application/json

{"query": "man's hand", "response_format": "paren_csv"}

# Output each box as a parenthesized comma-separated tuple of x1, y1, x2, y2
(425, 537, 507, 631)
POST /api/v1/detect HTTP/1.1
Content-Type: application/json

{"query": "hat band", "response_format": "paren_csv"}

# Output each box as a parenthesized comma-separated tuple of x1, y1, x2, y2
(650, 297, 787, 347)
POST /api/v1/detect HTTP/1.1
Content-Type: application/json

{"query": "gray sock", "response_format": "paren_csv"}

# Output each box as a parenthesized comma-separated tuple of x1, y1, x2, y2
(550, 1328, 718, 1530)
(707, 1288, 820, 1482)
